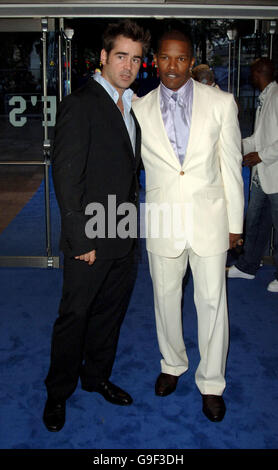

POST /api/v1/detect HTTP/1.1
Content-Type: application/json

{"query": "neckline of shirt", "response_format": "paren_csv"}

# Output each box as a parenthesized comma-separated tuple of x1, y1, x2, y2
(93, 72, 134, 110)
(160, 78, 193, 104)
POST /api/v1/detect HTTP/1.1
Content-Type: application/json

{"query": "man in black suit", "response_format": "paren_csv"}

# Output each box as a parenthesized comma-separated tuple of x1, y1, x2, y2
(43, 20, 150, 432)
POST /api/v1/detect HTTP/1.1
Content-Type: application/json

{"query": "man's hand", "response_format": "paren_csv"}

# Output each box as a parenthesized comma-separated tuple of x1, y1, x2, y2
(242, 151, 262, 167)
(75, 250, 96, 265)
(229, 233, 243, 250)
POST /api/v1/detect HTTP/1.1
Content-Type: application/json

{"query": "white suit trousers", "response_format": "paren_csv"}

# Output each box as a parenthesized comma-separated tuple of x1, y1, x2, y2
(148, 248, 229, 395)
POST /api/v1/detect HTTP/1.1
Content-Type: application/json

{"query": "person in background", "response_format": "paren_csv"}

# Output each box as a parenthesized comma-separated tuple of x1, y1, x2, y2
(192, 64, 219, 87)
(227, 58, 278, 293)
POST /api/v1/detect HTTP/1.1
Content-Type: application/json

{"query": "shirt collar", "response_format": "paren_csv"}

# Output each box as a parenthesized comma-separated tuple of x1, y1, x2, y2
(258, 81, 276, 103)
(93, 71, 134, 111)
(160, 78, 193, 105)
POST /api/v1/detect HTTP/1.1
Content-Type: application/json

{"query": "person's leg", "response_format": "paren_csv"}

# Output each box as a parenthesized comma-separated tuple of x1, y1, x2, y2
(269, 192, 278, 280)
(148, 250, 189, 377)
(236, 183, 272, 275)
(266, 193, 278, 291)
(43, 256, 114, 431)
(81, 248, 137, 389)
(45, 255, 113, 402)
(189, 249, 228, 396)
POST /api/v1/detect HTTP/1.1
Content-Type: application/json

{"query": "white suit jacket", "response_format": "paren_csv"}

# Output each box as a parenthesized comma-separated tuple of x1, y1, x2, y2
(132, 80, 244, 258)
(242, 81, 278, 194)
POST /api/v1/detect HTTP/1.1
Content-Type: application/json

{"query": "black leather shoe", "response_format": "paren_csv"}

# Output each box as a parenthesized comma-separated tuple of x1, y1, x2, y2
(155, 373, 179, 397)
(202, 394, 226, 422)
(83, 380, 133, 406)
(43, 397, 66, 432)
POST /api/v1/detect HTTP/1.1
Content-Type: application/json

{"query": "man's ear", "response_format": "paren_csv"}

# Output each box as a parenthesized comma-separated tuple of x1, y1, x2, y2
(100, 49, 108, 65)
(190, 57, 196, 71)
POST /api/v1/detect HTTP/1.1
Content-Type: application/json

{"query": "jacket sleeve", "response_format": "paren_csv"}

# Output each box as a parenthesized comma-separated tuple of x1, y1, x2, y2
(258, 139, 278, 167)
(51, 93, 97, 257)
(244, 91, 278, 167)
(218, 94, 244, 234)
(242, 134, 256, 155)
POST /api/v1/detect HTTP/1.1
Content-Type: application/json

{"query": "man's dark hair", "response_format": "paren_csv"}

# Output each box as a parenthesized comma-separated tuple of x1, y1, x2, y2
(102, 20, 151, 57)
(155, 27, 194, 57)
(251, 57, 275, 81)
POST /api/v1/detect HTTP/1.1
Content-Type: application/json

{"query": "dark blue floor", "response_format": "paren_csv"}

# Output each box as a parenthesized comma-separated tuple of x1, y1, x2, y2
(0, 171, 278, 452)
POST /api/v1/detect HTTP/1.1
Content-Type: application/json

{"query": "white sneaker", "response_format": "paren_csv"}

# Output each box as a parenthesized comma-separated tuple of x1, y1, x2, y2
(267, 279, 278, 292)
(227, 265, 255, 280)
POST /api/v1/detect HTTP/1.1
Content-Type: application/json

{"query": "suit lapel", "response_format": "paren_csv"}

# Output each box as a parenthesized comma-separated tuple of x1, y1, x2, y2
(90, 78, 137, 166)
(182, 80, 208, 168)
(152, 86, 181, 168)
(131, 108, 141, 170)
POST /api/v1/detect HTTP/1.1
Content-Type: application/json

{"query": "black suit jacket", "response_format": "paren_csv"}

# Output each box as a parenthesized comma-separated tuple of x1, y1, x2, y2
(51, 78, 141, 259)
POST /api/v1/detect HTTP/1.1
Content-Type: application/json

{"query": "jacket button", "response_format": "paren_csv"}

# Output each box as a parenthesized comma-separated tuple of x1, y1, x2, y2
(180, 171, 185, 175)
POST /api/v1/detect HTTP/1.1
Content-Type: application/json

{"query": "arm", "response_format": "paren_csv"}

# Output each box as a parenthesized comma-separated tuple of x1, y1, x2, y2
(75, 250, 96, 265)
(242, 134, 256, 156)
(218, 94, 244, 238)
(242, 151, 261, 167)
(257, 138, 278, 167)
(243, 92, 278, 168)
(243, 140, 278, 169)
(258, 93, 278, 166)
(52, 93, 97, 259)
(229, 233, 243, 249)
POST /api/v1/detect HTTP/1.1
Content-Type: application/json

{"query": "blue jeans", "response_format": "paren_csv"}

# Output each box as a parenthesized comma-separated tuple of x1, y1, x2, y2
(236, 182, 278, 279)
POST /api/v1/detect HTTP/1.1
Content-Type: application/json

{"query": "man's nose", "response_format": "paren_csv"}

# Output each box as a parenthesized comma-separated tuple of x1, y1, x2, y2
(124, 58, 132, 70)
(168, 59, 176, 70)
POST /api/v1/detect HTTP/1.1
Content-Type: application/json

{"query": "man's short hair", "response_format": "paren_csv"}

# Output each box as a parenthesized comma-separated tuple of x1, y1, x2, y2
(251, 57, 274, 81)
(155, 28, 194, 57)
(102, 20, 151, 57)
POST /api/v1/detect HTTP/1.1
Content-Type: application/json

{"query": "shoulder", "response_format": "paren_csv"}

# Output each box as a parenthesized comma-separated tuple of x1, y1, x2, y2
(194, 80, 232, 101)
(132, 87, 159, 111)
(195, 81, 236, 117)
(264, 83, 278, 120)
(268, 82, 278, 100)
(58, 79, 103, 118)
(64, 78, 101, 102)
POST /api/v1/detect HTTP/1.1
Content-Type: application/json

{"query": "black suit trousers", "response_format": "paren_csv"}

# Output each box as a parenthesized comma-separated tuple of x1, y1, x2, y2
(45, 246, 137, 401)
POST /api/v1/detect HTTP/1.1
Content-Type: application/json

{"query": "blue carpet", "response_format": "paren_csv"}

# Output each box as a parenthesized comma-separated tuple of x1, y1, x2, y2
(0, 171, 278, 451)
(0, 174, 60, 257)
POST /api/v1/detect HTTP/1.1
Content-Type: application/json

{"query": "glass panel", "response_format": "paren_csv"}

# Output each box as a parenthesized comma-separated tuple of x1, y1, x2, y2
(0, 30, 59, 258)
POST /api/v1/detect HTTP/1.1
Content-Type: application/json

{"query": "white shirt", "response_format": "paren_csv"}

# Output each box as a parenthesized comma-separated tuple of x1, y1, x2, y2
(242, 81, 278, 194)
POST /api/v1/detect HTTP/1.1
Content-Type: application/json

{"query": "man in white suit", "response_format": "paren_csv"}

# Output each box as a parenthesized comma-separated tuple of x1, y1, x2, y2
(133, 29, 244, 421)
(228, 58, 278, 292)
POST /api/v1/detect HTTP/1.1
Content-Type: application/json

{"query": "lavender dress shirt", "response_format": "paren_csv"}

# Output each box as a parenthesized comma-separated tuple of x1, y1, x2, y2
(160, 78, 193, 165)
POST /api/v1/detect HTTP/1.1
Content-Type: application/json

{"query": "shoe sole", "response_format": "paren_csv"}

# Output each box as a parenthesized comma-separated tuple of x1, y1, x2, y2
(203, 410, 225, 422)
(226, 267, 255, 280)
(44, 423, 65, 432)
(43, 416, 65, 432)
(227, 273, 255, 280)
(155, 388, 176, 397)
